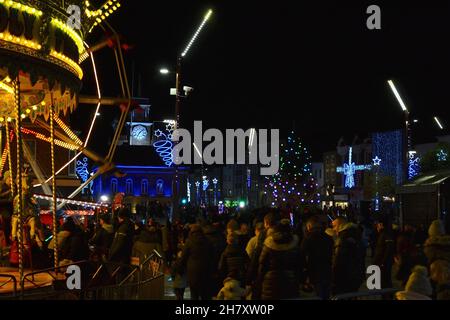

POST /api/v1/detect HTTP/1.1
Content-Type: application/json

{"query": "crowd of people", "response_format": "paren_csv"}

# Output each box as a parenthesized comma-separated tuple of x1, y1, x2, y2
(1, 192, 450, 301)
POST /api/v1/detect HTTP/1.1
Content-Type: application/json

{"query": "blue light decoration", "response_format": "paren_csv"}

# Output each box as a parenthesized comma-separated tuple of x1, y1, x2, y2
(76, 157, 93, 194)
(202, 176, 209, 191)
(195, 181, 200, 204)
(153, 123, 174, 167)
(187, 180, 191, 203)
(336, 147, 372, 188)
(212, 178, 218, 205)
(408, 151, 420, 180)
(373, 155, 381, 212)
(437, 149, 448, 162)
(372, 130, 404, 184)
(247, 168, 251, 188)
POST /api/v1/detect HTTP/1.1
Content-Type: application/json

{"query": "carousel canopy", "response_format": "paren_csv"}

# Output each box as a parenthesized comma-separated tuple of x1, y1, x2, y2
(0, 0, 122, 121)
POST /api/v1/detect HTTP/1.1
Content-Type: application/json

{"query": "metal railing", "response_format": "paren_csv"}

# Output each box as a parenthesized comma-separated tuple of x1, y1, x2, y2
(331, 288, 399, 300)
(0, 250, 165, 300)
(0, 274, 17, 298)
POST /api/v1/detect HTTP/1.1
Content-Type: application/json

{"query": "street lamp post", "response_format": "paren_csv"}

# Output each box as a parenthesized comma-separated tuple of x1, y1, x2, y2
(388, 80, 410, 184)
(162, 9, 213, 219)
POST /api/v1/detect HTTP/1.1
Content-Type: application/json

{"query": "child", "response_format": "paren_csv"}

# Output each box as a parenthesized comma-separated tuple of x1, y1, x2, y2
(171, 243, 187, 300)
(216, 271, 245, 300)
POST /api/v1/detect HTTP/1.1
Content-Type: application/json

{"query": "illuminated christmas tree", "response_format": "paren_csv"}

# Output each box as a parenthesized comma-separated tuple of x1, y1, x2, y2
(264, 131, 320, 207)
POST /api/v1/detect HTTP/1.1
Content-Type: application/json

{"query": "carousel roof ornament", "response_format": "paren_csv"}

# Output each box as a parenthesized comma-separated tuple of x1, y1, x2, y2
(0, 0, 123, 121)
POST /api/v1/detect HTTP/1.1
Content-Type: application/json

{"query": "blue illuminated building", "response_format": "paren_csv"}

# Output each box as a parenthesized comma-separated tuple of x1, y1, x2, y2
(372, 130, 404, 185)
(92, 98, 188, 214)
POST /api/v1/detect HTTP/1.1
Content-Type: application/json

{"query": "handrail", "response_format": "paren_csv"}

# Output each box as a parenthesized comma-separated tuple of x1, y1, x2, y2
(331, 288, 399, 300)
(0, 274, 17, 297)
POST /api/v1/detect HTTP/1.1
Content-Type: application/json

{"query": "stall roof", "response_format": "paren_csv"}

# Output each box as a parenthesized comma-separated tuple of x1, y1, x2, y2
(397, 169, 450, 194)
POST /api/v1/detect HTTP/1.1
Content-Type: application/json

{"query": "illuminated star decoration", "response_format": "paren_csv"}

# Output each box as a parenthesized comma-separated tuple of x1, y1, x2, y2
(76, 157, 93, 194)
(373, 156, 382, 166)
(437, 149, 448, 162)
(153, 125, 174, 167)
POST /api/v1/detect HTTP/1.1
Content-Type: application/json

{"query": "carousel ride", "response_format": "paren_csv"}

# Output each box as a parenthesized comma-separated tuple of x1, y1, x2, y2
(0, 0, 131, 294)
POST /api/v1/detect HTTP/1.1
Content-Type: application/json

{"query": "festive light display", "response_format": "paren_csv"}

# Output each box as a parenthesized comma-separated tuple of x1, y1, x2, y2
(265, 131, 320, 206)
(372, 130, 404, 184)
(408, 151, 420, 180)
(336, 147, 372, 188)
(21, 127, 79, 150)
(187, 180, 191, 203)
(437, 149, 448, 162)
(34, 194, 106, 209)
(153, 123, 174, 167)
(76, 157, 93, 194)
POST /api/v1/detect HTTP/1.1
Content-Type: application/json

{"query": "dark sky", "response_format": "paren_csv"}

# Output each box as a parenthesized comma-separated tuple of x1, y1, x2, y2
(75, 0, 450, 161)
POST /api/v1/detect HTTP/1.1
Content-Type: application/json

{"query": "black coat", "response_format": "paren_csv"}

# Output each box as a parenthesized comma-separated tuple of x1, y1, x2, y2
(257, 232, 300, 300)
(300, 227, 334, 285)
(60, 227, 89, 262)
(179, 231, 215, 294)
(89, 224, 114, 255)
(108, 219, 134, 265)
(218, 243, 249, 283)
(332, 226, 365, 295)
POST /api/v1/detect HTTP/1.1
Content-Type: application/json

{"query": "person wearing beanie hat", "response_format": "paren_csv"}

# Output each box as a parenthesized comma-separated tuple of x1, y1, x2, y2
(424, 220, 450, 264)
(216, 274, 245, 300)
(428, 220, 445, 238)
(396, 265, 432, 300)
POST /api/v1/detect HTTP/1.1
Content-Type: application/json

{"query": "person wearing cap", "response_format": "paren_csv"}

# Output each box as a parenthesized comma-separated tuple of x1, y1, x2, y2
(108, 208, 134, 265)
(395, 265, 433, 300)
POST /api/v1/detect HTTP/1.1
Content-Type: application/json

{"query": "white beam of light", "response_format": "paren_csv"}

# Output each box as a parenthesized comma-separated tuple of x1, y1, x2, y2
(181, 9, 213, 58)
(388, 80, 408, 113)
(435, 116, 444, 130)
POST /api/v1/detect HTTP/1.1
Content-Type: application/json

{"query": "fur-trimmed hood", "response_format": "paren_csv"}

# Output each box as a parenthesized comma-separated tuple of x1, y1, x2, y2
(395, 291, 431, 300)
(264, 233, 299, 251)
(425, 235, 450, 247)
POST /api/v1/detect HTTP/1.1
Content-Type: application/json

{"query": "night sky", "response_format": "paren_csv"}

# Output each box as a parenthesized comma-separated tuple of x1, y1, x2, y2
(74, 0, 450, 161)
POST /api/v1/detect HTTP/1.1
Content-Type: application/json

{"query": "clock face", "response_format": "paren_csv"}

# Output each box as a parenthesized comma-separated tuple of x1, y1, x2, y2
(131, 125, 148, 141)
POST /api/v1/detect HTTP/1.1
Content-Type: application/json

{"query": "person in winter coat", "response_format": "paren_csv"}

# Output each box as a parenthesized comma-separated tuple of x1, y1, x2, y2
(246, 223, 264, 259)
(373, 220, 395, 290)
(395, 265, 433, 300)
(332, 222, 365, 295)
(132, 225, 162, 264)
(216, 274, 245, 300)
(59, 219, 89, 265)
(300, 217, 334, 300)
(108, 208, 134, 265)
(178, 224, 215, 300)
(430, 259, 450, 300)
(257, 221, 300, 300)
(218, 232, 249, 284)
(171, 248, 188, 300)
(203, 223, 226, 297)
(424, 219, 450, 264)
(89, 214, 114, 261)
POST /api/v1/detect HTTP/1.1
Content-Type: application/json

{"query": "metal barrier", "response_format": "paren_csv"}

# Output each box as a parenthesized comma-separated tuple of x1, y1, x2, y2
(331, 288, 399, 300)
(0, 250, 165, 300)
(0, 274, 17, 298)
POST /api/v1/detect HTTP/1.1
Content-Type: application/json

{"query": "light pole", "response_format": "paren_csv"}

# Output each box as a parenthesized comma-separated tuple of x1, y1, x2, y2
(388, 80, 410, 184)
(160, 9, 213, 218)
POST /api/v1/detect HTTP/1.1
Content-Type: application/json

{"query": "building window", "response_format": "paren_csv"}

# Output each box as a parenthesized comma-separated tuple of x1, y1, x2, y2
(156, 179, 164, 195)
(141, 179, 148, 195)
(111, 178, 118, 195)
(126, 179, 133, 195)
